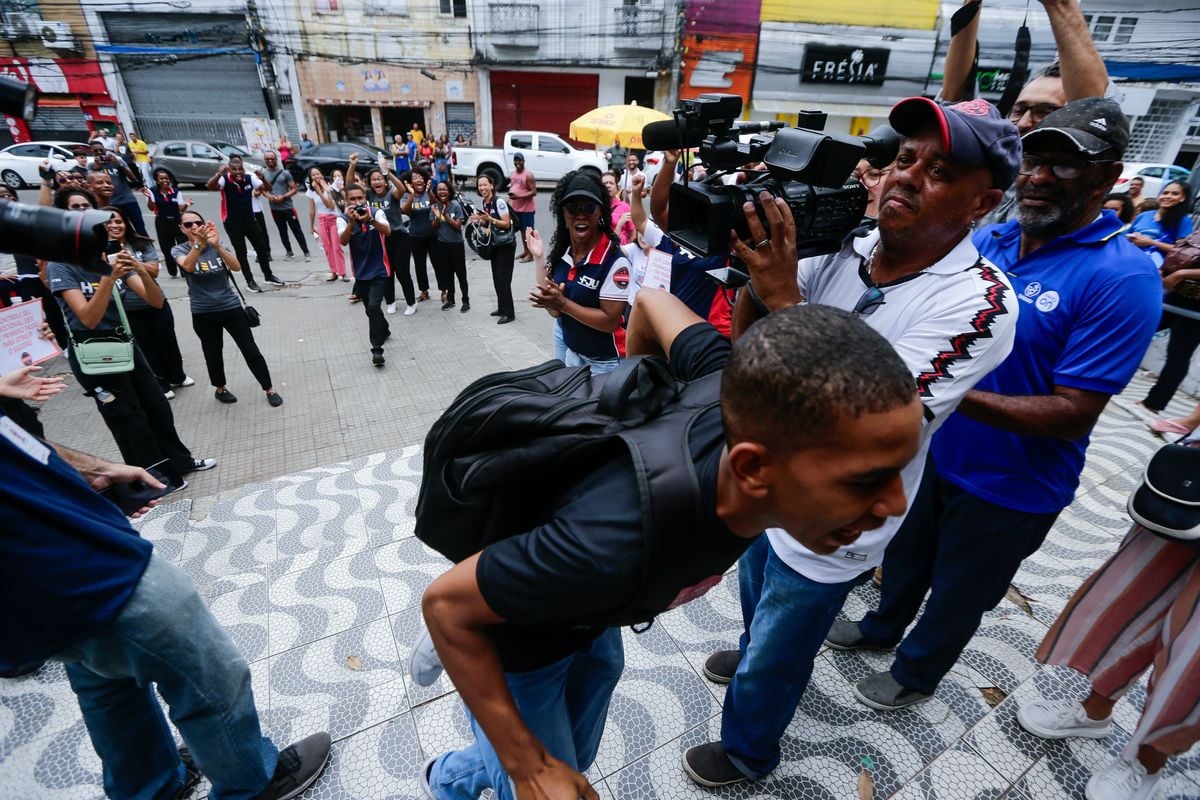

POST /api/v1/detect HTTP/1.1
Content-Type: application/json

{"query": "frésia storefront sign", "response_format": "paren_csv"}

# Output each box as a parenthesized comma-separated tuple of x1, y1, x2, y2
(802, 45, 890, 86)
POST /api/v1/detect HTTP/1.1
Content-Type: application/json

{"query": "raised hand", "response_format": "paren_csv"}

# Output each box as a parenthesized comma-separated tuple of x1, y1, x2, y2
(525, 228, 544, 260)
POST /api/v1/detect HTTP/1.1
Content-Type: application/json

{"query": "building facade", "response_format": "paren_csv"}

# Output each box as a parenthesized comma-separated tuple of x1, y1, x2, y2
(289, 0, 477, 148)
(0, 0, 117, 144)
(468, 0, 677, 145)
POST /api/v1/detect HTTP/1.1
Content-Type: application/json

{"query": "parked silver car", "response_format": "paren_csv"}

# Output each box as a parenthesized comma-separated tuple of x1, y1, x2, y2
(150, 140, 265, 187)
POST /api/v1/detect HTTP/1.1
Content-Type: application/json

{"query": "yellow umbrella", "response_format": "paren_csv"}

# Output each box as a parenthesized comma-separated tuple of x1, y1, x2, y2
(569, 103, 671, 149)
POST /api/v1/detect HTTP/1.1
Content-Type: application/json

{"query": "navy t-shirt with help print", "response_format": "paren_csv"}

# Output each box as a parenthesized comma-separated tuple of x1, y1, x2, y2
(475, 323, 748, 672)
(171, 244, 242, 314)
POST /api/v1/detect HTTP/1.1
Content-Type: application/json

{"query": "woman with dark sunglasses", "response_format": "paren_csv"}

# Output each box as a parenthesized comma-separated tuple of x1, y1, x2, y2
(102, 205, 193, 398)
(529, 170, 630, 376)
(46, 193, 214, 477)
(173, 210, 282, 408)
(472, 173, 516, 323)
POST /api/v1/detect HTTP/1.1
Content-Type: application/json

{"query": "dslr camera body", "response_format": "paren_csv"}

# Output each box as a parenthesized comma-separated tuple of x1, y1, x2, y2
(646, 93, 899, 258)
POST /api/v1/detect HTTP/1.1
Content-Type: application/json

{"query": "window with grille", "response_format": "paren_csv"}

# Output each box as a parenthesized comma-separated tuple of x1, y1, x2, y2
(1127, 98, 1191, 162)
(1083, 14, 1136, 44)
(439, 0, 467, 17)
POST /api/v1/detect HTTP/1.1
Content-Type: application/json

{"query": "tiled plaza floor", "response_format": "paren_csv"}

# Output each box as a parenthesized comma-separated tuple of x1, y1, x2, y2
(3, 370, 1197, 800)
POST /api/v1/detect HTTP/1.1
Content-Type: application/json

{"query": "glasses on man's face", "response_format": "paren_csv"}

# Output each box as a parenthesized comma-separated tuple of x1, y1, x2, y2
(1019, 154, 1115, 181)
(1008, 102, 1061, 126)
(564, 200, 600, 217)
(181, 220, 203, 229)
(854, 286, 886, 317)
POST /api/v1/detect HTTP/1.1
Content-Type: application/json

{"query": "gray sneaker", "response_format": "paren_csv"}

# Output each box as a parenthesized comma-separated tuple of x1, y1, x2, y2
(702, 649, 740, 685)
(409, 628, 443, 687)
(824, 620, 892, 652)
(853, 670, 932, 711)
(682, 742, 753, 788)
(1017, 698, 1112, 740)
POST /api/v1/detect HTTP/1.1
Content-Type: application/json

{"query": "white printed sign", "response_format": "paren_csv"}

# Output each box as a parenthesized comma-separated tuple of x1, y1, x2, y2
(241, 117, 275, 157)
(642, 249, 673, 292)
(0, 299, 60, 375)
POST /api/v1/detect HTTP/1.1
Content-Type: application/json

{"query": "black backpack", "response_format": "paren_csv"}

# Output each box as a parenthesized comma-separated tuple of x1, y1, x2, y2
(414, 356, 723, 627)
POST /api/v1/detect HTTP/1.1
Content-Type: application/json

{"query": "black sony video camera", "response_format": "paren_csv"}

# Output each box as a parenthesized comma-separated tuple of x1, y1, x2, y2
(643, 93, 899, 258)
(0, 76, 111, 264)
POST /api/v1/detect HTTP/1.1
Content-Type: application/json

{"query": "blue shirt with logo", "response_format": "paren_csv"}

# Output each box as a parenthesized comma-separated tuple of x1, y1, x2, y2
(932, 212, 1162, 514)
(551, 238, 630, 360)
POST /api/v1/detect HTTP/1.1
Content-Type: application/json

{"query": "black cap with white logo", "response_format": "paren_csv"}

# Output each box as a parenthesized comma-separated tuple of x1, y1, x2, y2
(1022, 97, 1131, 159)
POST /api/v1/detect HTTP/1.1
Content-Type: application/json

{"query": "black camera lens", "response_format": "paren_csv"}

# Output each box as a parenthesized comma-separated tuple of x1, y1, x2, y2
(0, 199, 110, 265)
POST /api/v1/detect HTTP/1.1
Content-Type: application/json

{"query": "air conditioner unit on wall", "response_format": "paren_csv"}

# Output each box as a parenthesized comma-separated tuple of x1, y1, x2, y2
(3, 12, 42, 39)
(40, 21, 77, 51)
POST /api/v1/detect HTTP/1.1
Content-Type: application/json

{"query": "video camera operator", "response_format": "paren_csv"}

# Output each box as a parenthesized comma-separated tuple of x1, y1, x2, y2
(682, 97, 1022, 787)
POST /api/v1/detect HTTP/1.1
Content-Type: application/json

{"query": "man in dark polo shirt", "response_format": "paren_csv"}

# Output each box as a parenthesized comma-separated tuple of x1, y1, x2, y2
(206, 155, 284, 293)
(417, 291, 926, 800)
(0, 403, 331, 800)
(339, 183, 393, 367)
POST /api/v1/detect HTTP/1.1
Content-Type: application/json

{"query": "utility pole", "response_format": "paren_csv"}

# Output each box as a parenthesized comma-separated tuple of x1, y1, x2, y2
(246, 0, 281, 128)
(663, 0, 686, 112)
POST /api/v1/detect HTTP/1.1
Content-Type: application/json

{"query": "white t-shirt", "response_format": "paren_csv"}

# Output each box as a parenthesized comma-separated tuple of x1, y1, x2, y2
(619, 169, 646, 199)
(307, 187, 340, 217)
(766, 228, 1019, 583)
(621, 220, 665, 304)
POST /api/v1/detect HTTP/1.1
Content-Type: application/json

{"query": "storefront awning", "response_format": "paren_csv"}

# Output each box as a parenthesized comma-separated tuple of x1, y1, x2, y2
(312, 98, 431, 108)
(752, 98, 897, 118)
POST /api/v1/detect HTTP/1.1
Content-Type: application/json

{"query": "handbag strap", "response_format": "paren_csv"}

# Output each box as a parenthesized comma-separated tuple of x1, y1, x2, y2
(64, 273, 135, 349)
(226, 268, 250, 308)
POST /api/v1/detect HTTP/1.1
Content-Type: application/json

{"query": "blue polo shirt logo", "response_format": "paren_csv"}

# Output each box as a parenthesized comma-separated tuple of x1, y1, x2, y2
(1024, 281, 1041, 298)
(1035, 291, 1060, 313)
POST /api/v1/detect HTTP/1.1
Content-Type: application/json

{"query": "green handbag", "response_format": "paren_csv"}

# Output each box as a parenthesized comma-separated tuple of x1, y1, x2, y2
(69, 289, 135, 375)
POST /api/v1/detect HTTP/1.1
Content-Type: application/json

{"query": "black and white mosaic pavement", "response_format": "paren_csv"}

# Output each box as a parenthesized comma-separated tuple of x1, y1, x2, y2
(3, 374, 1198, 799)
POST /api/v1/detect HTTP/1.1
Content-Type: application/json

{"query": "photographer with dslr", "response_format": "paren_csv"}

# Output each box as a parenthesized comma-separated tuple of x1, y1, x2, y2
(338, 184, 393, 367)
(46, 193, 216, 477)
(683, 97, 1021, 787)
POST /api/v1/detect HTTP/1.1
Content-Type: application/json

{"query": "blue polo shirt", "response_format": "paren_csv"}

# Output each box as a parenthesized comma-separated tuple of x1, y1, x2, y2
(931, 212, 1161, 514)
(0, 415, 152, 672)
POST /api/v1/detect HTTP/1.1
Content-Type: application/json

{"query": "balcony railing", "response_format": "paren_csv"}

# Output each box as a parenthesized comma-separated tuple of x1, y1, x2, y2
(613, 5, 665, 47)
(489, 2, 539, 46)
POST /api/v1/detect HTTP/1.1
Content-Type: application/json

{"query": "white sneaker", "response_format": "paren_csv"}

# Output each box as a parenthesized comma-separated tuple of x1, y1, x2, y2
(1017, 698, 1112, 740)
(409, 628, 443, 687)
(386, 302, 397, 314)
(404, 304, 417, 316)
(163, 389, 176, 400)
(172, 376, 195, 388)
(1086, 757, 1162, 800)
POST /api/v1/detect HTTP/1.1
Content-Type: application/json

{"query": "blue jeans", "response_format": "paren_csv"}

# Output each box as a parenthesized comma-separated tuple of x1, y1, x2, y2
(564, 349, 619, 377)
(721, 536, 867, 778)
(428, 628, 624, 800)
(54, 556, 278, 800)
(858, 457, 1058, 695)
(552, 318, 567, 363)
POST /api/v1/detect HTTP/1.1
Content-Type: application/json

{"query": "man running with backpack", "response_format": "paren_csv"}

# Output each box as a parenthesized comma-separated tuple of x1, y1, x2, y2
(413, 289, 926, 800)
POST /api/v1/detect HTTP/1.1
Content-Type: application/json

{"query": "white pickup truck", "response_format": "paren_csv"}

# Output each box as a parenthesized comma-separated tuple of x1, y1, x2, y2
(451, 131, 610, 187)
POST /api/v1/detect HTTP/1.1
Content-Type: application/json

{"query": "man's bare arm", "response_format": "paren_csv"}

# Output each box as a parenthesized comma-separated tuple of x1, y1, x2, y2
(1041, 0, 1109, 100)
(941, 0, 984, 103)
(955, 384, 1110, 440)
(626, 289, 704, 359)
(423, 559, 598, 800)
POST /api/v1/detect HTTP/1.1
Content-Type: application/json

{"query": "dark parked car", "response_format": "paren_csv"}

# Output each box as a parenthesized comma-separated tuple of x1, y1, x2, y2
(284, 142, 382, 184)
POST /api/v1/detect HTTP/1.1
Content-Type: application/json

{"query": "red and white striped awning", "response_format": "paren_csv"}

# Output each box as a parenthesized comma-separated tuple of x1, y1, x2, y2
(311, 98, 431, 107)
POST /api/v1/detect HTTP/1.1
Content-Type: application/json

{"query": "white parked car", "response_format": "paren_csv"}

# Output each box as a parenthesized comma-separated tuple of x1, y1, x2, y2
(1112, 162, 1191, 197)
(0, 140, 90, 189)
(451, 131, 609, 188)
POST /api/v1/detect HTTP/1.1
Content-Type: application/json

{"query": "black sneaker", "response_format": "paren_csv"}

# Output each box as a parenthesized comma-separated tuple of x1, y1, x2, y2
(702, 649, 740, 685)
(215, 389, 238, 404)
(441, 300, 456, 310)
(852, 670, 933, 711)
(266, 391, 283, 407)
(188, 458, 218, 472)
(489, 310, 502, 317)
(372, 353, 385, 367)
(251, 732, 332, 800)
(246, 281, 263, 293)
(682, 742, 752, 788)
(461, 301, 470, 313)
(497, 315, 514, 325)
(264, 274, 286, 287)
(824, 620, 892, 652)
